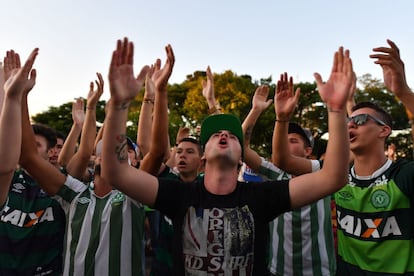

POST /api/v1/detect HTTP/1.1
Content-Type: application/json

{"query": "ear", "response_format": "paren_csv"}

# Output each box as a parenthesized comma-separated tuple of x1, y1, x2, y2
(304, 146, 313, 158)
(379, 125, 392, 138)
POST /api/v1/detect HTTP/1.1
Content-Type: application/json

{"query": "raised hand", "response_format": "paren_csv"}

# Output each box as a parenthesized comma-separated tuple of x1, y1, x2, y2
(144, 65, 156, 101)
(252, 85, 273, 112)
(87, 72, 104, 108)
(3, 48, 38, 98)
(108, 38, 150, 106)
(370, 39, 410, 97)
(314, 47, 353, 112)
(202, 66, 215, 102)
(274, 72, 300, 120)
(72, 98, 85, 127)
(152, 44, 175, 93)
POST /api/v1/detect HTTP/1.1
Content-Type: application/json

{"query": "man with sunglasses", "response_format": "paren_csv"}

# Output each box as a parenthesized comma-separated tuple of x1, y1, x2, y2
(274, 40, 414, 275)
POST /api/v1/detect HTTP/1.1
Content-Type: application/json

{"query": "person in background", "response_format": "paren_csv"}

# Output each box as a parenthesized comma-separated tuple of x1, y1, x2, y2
(274, 39, 414, 275)
(242, 81, 336, 275)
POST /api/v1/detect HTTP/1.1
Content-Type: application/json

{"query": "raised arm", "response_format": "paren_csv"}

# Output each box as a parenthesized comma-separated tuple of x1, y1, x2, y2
(289, 46, 351, 209)
(18, 50, 67, 195)
(66, 73, 103, 180)
(58, 98, 84, 167)
(140, 45, 175, 175)
(242, 85, 273, 171)
(0, 49, 38, 207)
(101, 38, 158, 206)
(137, 65, 156, 157)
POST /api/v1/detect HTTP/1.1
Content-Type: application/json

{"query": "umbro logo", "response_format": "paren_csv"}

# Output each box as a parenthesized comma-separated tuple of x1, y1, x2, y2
(77, 197, 90, 204)
(12, 183, 26, 193)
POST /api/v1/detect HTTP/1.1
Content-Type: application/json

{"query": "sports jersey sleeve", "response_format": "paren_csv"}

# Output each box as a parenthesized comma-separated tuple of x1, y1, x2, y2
(56, 174, 88, 203)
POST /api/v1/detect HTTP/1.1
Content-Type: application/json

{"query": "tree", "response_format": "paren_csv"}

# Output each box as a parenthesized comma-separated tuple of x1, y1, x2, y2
(31, 100, 106, 137)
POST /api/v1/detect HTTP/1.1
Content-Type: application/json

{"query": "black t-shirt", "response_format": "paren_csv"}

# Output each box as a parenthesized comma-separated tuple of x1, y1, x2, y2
(154, 177, 290, 275)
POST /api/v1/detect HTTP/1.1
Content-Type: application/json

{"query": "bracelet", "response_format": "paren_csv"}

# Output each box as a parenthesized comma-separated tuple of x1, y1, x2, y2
(327, 107, 343, 113)
(143, 98, 155, 104)
(113, 102, 130, 110)
(86, 106, 95, 110)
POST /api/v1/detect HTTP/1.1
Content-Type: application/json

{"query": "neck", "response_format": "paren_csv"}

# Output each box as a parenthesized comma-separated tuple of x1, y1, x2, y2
(179, 171, 198, 183)
(93, 174, 113, 197)
(352, 151, 388, 177)
(203, 162, 239, 195)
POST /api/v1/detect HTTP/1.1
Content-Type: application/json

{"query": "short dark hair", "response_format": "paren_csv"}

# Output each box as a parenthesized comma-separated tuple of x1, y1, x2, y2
(32, 124, 57, 150)
(55, 131, 66, 141)
(352, 102, 393, 129)
(177, 137, 203, 156)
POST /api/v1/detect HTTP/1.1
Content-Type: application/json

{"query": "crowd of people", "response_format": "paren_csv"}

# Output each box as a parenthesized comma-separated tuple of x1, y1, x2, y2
(0, 38, 412, 276)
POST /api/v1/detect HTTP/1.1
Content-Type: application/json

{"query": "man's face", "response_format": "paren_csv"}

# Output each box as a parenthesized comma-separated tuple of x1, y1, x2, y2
(35, 135, 50, 161)
(175, 141, 201, 175)
(48, 137, 64, 165)
(288, 133, 311, 158)
(348, 107, 388, 153)
(204, 130, 241, 166)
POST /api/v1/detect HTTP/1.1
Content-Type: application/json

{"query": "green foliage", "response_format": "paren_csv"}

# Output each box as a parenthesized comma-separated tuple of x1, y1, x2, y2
(32, 71, 414, 160)
(31, 100, 106, 136)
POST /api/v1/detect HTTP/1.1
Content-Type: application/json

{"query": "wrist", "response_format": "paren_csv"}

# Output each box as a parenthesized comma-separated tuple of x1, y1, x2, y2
(143, 98, 155, 105)
(275, 118, 289, 123)
(110, 101, 130, 110)
(208, 104, 222, 115)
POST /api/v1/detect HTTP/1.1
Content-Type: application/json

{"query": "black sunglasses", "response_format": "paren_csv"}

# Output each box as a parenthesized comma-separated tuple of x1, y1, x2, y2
(348, 114, 386, 126)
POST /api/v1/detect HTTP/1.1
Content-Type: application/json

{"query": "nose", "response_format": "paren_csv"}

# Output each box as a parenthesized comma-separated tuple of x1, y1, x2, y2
(219, 131, 230, 138)
(347, 119, 357, 128)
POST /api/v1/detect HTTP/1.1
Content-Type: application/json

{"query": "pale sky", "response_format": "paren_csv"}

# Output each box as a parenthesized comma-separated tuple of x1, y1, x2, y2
(1, 0, 414, 116)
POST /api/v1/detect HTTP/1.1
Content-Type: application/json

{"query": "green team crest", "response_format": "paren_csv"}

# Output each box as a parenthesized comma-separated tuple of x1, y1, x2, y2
(111, 192, 125, 205)
(371, 190, 390, 208)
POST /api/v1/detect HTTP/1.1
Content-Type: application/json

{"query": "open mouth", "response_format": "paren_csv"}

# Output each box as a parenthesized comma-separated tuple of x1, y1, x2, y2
(177, 160, 186, 166)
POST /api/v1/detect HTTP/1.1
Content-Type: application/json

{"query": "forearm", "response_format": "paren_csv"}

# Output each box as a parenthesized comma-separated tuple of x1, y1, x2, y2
(66, 108, 96, 179)
(397, 87, 414, 116)
(0, 97, 22, 173)
(102, 101, 158, 205)
(271, 120, 291, 168)
(242, 108, 263, 171)
(141, 89, 169, 175)
(320, 110, 349, 191)
(137, 99, 153, 156)
(58, 123, 81, 167)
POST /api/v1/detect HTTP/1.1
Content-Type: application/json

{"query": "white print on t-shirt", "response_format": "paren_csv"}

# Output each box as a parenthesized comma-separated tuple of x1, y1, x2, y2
(183, 205, 254, 274)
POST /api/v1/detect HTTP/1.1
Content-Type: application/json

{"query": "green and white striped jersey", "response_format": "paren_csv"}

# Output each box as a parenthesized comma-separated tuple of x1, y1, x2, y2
(57, 175, 146, 276)
(259, 158, 336, 276)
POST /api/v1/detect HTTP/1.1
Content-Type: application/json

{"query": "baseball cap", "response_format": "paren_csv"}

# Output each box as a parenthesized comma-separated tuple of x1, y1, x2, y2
(200, 113, 244, 156)
(288, 122, 314, 148)
(126, 137, 139, 157)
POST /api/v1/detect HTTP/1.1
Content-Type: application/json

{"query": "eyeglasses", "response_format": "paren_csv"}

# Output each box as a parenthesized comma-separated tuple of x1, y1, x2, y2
(347, 114, 386, 126)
